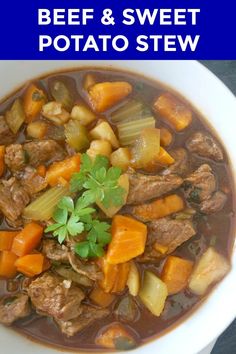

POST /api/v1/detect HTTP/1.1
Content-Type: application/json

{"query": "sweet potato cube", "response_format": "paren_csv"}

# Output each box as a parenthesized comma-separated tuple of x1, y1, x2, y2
(161, 256, 193, 295)
(107, 215, 147, 264)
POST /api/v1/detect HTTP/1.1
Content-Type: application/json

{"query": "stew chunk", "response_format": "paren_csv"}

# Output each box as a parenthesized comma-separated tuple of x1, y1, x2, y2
(0, 178, 30, 225)
(138, 217, 196, 262)
(127, 170, 183, 205)
(0, 116, 15, 145)
(24, 140, 66, 167)
(186, 131, 223, 161)
(0, 294, 31, 325)
(56, 305, 109, 337)
(184, 164, 216, 202)
(28, 272, 85, 321)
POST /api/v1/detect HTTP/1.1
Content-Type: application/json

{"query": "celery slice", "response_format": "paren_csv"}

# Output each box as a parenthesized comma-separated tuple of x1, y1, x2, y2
(23, 186, 68, 221)
(117, 116, 155, 146)
(139, 271, 168, 316)
(5, 98, 25, 134)
(65, 119, 90, 151)
(111, 99, 146, 123)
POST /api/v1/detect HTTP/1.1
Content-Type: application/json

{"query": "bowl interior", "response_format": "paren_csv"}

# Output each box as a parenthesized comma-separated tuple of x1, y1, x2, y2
(0, 60, 235, 354)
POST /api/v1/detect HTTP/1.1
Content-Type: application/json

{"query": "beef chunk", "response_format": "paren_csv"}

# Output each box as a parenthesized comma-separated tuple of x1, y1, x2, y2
(127, 170, 183, 205)
(28, 272, 84, 321)
(0, 116, 15, 145)
(186, 131, 223, 161)
(183, 164, 216, 203)
(42, 239, 69, 263)
(162, 148, 189, 176)
(17, 167, 47, 195)
(68, 252, 103, 281)
(138, 217, 196, 262)
(5, 144, 25, 172)
(24, 140, 66, 167)
(0, 178, 30, 224)
(200, 191, 227, 214)
(56, 305, 109, 337)
(0, 294, 31, 325)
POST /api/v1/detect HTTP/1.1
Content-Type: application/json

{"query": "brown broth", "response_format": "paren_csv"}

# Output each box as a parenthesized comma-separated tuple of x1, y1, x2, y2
(0, 68, 235, 351)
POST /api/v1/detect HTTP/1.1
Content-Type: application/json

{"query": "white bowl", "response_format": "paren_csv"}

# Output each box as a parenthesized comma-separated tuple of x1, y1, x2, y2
(0, 60, 235, 354)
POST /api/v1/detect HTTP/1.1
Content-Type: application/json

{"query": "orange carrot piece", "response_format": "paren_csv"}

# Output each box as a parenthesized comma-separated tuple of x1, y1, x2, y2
(112, 262, 131, 293)
(153, 242, 169, 255)
(89, 82, 132, 113)
(98, 257, 119, 293)
(161, 256, 193, 295)
(95, 323, 136, 349)
(106, 215, 147, 265)
(0, 145, 5, 177)
(160, 127, 173, 147)
(90, 287, 115, 307)
(11, 223, 44, 257)
(23, 84, 46, 122)
(37, 165, 46, 178)
(15, 253, 45, 277)
(0, 251, 18, 278)
(155, 147, 175, 166)
(154, 93, 192, 131)
(132, 194, 184, 222)
(0, 231, 19, 251)
(46, 154, 81, 187)
(98, 257, 130, 294)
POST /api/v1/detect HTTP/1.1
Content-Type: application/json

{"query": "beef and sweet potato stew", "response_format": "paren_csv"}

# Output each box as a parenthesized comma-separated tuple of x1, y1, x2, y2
(0, 69, 235, 351)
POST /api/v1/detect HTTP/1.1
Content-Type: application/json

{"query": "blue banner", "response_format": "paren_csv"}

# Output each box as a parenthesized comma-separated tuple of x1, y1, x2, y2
(0, 0, 235, 59)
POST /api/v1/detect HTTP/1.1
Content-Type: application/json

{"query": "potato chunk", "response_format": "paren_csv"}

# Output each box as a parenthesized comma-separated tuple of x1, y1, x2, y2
(90, 121, 119, 148)
(110, 147, 131, 171)
(87, 140, 112, 160)
(189, 247, 230, 295)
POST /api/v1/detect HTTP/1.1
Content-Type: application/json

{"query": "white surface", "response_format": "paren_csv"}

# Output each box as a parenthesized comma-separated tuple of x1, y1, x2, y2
(200, 341, 216, 354)
(0, 61, 235, 354)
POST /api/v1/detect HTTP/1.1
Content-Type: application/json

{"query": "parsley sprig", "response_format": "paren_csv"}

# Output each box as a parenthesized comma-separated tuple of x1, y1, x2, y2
(70, 154, 125, 208)
(45, 154, 125, 259)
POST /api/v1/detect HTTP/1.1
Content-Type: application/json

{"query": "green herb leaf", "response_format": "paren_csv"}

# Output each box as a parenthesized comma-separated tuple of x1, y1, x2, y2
(70, 172, 86, 193)
(53, 208, 68, 224)
(58, 196, 74, 212)
(89, 243, 105, 257)
(56, 225, 68, 244)
(75, 241, 90, 258)
(45, 153, 123, 258)
(67, 214, 84, 236)
(45, 223, 63, 233)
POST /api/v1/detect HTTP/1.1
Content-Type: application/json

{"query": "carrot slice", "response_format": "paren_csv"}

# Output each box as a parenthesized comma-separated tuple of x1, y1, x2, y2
(160, 127, 173, 147)
(154, 93, 192, 131)
(112, 262, 131, 293)
(0, 146, 5, 177)
(98, 257, 119, 293)
(90, 287, 115, 307)
(89, 82, 132, 113)
(132, 194, 184, 222)
(46, 154, 81, 187)
(0, 231, 19, 251)
(37, 165, 46, 178)
(95, 323, 136, 349)
(98, 257, 130, 294)
(0, 251, 18, 278)
(23, 84, 46, 122)
(106, 215, 147, 264)
(15, 253, 45, 277)
(11, 223, 44, 256)
(161, 256, 193, 295)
